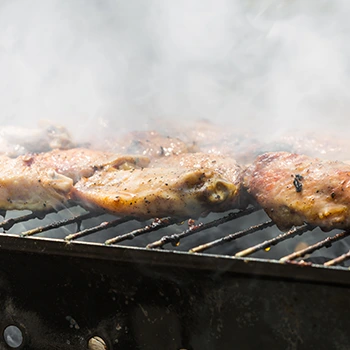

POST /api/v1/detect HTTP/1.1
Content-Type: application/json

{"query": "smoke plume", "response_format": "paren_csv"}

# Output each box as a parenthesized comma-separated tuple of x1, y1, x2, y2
(0, 0, 349, 141)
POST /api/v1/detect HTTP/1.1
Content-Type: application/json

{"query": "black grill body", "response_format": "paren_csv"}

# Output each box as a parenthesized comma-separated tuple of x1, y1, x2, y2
(0, 241, 349, 350)
(0, 207, 350, 349)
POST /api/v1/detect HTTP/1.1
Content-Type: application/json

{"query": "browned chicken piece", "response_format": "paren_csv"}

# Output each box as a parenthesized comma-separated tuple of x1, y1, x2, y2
(0, 155, 73, 211)
(0, 149, 149, 212)
(29, 148, 150, 183)
(244, 152, 350, 231)
(151, 153, 247, 208)
(72, 165, 243, 220)
(107, 130, 198, 159)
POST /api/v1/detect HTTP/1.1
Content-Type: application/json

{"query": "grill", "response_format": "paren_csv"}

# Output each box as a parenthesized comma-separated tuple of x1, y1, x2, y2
(0, 204, 350, 349)
(3, 204, 350, 268)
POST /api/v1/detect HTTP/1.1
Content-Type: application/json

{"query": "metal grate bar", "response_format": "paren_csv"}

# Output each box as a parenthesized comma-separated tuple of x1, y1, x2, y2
(147, 207, 260, 249)
(0, 209, 56, 231)
(235, 224, 312, 258)
(324, 250, 350, 267)
(280, 231, 350, 263)
(21, 212, 99, 237)
(190, 221, 275, 253)
(3, 202, 350, 272)
(105, 217, 178, 245)
(65, 217, 134, 241)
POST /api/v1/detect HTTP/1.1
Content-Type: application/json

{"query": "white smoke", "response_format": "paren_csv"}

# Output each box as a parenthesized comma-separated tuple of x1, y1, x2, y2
(0, 0, 349, 141)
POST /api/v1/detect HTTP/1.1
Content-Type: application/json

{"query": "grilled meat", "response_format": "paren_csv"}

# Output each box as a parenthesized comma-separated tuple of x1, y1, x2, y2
(0, 155, 73, 211)
(72, 165, 242, 219)
(30, 148, 150, 183)
(244, 152, 350, 231)
(0, 149, 149, 212)
(151, 153, 247, 208)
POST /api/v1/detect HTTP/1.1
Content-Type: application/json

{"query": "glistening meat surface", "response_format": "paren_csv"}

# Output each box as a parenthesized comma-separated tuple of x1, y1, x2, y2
(151, 152, 247, 209)
(0, 155, 73, 211)
(72, 166, 243, 219)
(0, 149, 149, 212)
(244, 152, 350, 231)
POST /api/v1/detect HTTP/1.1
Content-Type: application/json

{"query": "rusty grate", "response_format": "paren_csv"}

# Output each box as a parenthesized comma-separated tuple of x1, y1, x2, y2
(0, 204, 350, 269)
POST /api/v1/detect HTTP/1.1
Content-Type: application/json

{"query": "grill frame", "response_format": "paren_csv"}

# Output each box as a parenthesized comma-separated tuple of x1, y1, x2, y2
(0, 207, 350, 349)
(1, 235, 350, 349)
(0, 229, 349, 287)
(0, 204, 350, 286)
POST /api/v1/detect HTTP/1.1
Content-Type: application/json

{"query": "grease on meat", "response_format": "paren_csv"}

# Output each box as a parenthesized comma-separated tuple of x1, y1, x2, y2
(72, 165, 243, 219)
(0, 149, 149, 212)
(151, 152, 247, 209)
(244, 152, 350, 231)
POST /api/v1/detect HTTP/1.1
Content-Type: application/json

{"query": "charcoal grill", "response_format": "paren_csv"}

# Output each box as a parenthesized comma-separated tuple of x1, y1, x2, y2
(0, 204, 350, 350)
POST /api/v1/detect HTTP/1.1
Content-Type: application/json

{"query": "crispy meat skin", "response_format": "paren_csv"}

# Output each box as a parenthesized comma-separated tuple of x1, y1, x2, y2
(151, 153, 246, 209)
(72, 166, 241, 219)
(244, 152, 350, 231)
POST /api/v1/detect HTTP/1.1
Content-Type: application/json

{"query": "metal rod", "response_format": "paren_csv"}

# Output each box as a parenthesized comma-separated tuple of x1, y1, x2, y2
(105, 217, 178, 245)
(21, 213, 98, 237)
(0, 213, 37, 231)
(65, 217, 133, 241)
(324, 250, 350, 267)
(0, 208, 58, 231)
(280, 231, 350, 263)
(147, 207, 260, 249)
(235, 224, 312, 258)
(190, 221, 275, 253)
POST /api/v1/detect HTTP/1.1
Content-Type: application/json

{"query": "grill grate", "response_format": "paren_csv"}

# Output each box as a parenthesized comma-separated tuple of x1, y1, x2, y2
(1, 204, 350, 269)
(146, 207, 259, 249)
(189, 221, 275, 253)
(235, 224, 313, 258)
